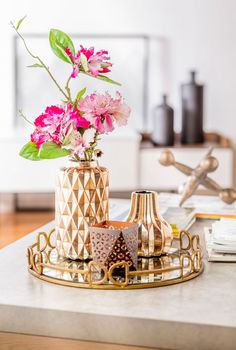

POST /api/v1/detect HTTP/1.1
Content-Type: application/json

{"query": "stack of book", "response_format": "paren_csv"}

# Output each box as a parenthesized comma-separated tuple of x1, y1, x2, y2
(109, 195, 236, 249)
(162, 207, 196, 238)
(204, 219, 236, 261)
(158, 192, 236, 219)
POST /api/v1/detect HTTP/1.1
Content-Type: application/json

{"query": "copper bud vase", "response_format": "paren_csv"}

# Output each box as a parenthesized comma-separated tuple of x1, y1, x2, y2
(55, 160, 109, 260)
(126, 191, 173, 257)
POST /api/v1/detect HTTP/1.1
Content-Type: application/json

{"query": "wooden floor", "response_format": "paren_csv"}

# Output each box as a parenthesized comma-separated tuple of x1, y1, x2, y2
(0, 332, 162, 350)
(0, 211, 54, 249)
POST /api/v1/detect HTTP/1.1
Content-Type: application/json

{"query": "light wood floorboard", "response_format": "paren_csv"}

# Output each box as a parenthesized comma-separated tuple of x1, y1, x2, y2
(0, 211, 54, 249)
(0, 332, 165, 350)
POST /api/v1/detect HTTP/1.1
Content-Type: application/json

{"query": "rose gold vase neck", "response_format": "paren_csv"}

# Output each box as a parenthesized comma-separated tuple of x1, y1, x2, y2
(130, 191, 159, 219)
(67, 160, 98, 168)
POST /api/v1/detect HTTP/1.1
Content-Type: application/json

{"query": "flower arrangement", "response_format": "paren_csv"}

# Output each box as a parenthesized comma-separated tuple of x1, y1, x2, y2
(12, 17, 131, 161)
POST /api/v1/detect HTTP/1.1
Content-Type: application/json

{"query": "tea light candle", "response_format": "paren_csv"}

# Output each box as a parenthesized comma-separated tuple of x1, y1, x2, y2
(89, 221, 138, 270)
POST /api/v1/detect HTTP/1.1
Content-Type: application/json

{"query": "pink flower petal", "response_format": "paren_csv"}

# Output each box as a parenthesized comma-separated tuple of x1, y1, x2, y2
(34, 114, 48, 127)
(45, 105, 64, 116)
(94, 117, 105, 133)
(104, 114, 114, 133)
(71, 65, 79, 78)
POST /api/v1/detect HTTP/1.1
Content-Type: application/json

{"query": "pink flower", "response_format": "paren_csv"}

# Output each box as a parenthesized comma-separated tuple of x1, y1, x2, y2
(64, 128, 98, 158)
(65, 45, 112, 78)
(78, 92, 131, 134)
(72, 142, 86, 157)
(65, 104, 90, 129)
(31, 130, 53, 149)
(62, 129, 86, 158)
(31, 104, 90, 149)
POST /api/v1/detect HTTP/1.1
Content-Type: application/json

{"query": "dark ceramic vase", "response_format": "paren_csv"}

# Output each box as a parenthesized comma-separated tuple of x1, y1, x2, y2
(151, 94, 174, 146)
(181, 71, 204, 144)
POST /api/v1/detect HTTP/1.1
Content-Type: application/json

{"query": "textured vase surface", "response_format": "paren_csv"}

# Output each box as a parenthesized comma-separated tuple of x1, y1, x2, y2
(126, 191, 173, 257)
(55, 160, 109, 260)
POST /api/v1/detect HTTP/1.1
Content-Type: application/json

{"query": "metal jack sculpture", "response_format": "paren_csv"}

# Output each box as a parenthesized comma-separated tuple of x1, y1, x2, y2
(159, 148, 236, 207)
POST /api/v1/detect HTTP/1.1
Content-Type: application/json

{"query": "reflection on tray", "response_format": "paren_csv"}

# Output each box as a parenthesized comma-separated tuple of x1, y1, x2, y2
(42, 249, 198, 285)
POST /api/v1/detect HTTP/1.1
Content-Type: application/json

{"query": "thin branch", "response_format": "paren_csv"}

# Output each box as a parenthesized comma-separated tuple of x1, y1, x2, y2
(84, 130, 100, 161)
(18, 109, 34, 126)
(11, 21, 69, 101)
(65, 76, 72, 103)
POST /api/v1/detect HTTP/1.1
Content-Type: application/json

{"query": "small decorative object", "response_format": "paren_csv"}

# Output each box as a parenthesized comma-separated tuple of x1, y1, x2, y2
(126, 191, 173, 257)
(27, 229, 203, 289)
(12, 18, 131, 260)
(181, 71, 204, 144)
(159, 148, 236, 206)
(151, 94, 174, 146)
(89, 221, 138, 270)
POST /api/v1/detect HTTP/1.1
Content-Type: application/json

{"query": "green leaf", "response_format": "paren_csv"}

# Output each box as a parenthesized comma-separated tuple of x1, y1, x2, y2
(39, 142, 70, 159)
(96, 74, 121, 86)
(49, 29, 75, 64)
(16, 15, 27, 30)
(75, 87, 86, 103)
(27, 63, 44, 68)
(80, 52, 88, 72)
(19, 141, 41, 161)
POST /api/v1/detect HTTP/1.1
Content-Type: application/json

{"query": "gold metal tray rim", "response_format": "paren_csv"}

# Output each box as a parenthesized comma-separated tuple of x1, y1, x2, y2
(27, 229, 204, 290)
(28, 264, 204, 290)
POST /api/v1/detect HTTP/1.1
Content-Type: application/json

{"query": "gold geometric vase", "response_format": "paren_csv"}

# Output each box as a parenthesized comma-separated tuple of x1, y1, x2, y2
(126, 191, 173, 257)
(55, 160, 109, 260)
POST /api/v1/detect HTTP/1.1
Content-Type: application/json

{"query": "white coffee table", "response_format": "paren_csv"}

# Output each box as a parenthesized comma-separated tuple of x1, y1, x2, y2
(0, 220, 236, 350)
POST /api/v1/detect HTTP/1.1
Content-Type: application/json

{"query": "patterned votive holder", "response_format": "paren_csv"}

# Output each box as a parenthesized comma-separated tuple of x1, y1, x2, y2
(89, 221, 138, 270)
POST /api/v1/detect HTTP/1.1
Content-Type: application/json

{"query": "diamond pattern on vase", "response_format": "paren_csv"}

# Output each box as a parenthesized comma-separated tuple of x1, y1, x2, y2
(89, 221, 138, 270)
(55, 161, 109, 260)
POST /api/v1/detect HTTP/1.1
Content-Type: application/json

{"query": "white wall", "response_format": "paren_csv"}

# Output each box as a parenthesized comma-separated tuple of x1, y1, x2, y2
(2, 0, 236, 139)
(1, 0, 236, 141)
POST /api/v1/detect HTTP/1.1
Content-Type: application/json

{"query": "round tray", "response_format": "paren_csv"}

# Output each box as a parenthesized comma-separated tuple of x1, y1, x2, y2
(27, 229, 203, 290)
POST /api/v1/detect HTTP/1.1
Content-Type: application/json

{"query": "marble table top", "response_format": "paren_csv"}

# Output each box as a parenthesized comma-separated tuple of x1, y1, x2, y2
(0, 220, 236, 350)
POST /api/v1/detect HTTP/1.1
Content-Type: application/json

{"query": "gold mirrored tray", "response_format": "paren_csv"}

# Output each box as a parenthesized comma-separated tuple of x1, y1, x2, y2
(27, 229, 203, 289)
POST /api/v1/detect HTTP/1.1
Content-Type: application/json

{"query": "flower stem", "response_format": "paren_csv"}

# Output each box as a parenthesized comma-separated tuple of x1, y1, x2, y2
(11, 22, 70, 101)
(18, 109, 34, 126)
(65, 76, 72, 103)
(87, 130, 100, 161)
